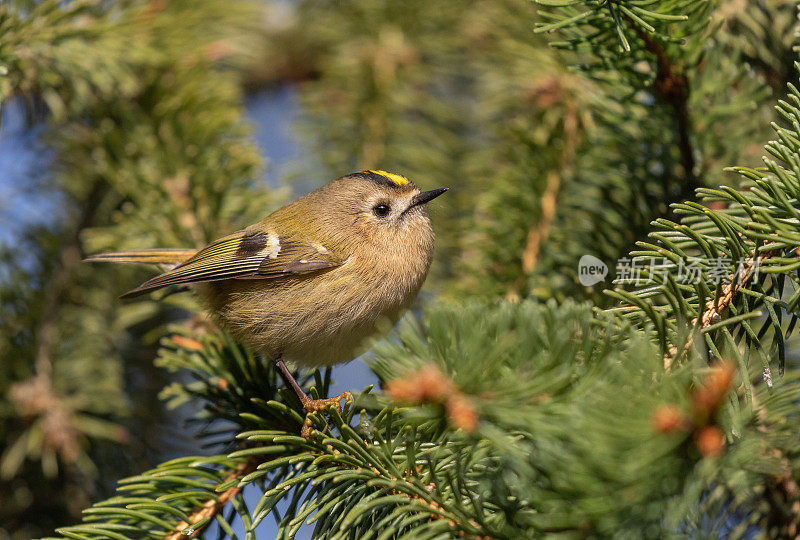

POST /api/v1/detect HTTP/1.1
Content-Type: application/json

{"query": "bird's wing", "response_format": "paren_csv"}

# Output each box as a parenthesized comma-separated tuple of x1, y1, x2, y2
(120, 229, 343, 298)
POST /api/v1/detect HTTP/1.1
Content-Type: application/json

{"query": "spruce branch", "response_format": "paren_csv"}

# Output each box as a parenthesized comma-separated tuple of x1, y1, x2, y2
(608, 71, 800, 374)
(163, 457, 259, 540)
(526, 0, 750, 304)
(664, 247, 775, 370)
(536, 0, 703, 199)
(54, 298, 800, 537)
(693, 251, 770, 329)
(533, 0, 693, 49)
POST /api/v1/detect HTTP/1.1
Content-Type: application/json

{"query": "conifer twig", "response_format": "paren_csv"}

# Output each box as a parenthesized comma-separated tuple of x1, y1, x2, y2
(164, 457, 259, 540)
(627, 16, 699, 201)
(521, 98, 580, 275)
(693, 253, 768, 329)
(10, 181, 106, 464)
(664, 248, 772, 370)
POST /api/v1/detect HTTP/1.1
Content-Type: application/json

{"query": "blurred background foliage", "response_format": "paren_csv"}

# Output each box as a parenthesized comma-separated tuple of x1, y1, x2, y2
(1, 0, 799, 537)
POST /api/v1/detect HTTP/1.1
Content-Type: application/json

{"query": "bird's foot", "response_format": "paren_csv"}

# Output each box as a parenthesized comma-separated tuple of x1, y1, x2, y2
(300, 391, 353, 439)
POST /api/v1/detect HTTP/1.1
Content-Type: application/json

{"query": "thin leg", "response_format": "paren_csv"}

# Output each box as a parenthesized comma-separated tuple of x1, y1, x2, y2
(274, 358, 353, 438)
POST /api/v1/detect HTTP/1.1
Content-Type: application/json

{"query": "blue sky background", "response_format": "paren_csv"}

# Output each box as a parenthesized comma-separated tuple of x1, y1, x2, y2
(0, 101, 57, 249)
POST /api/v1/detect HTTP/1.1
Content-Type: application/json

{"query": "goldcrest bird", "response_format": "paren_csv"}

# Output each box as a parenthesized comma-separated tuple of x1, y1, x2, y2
(87, 170, 447, 434)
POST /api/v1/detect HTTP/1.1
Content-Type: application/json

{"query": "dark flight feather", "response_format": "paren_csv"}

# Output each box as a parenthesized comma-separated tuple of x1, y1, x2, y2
(119, 231, 343, 298)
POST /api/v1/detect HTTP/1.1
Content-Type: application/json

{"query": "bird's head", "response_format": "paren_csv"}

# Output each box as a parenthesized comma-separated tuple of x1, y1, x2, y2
(320, 170, 448, 252)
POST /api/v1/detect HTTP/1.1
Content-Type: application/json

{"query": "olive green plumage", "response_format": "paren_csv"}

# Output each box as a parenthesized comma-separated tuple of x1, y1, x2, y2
(87, 171, 447, 367)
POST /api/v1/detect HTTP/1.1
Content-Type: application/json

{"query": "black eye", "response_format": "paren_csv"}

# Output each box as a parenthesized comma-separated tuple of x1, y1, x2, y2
(372, 204, 391, 217)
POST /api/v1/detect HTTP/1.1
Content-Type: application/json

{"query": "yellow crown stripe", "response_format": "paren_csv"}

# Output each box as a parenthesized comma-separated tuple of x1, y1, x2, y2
(368, 170, 409, 186)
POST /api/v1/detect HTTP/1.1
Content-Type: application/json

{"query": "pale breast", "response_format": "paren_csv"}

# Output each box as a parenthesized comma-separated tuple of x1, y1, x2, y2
(200, 255, 430, 367)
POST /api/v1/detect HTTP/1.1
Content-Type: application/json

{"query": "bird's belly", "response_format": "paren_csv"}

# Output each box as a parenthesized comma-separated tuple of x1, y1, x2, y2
(199, 270, 421, 367)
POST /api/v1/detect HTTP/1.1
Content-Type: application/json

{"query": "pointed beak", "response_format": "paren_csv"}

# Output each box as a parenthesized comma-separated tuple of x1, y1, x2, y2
(410, 188, 449, 208)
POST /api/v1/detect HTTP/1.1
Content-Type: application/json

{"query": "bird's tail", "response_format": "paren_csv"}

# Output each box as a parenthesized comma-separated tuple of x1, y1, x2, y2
(84, 248, 196, 269)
